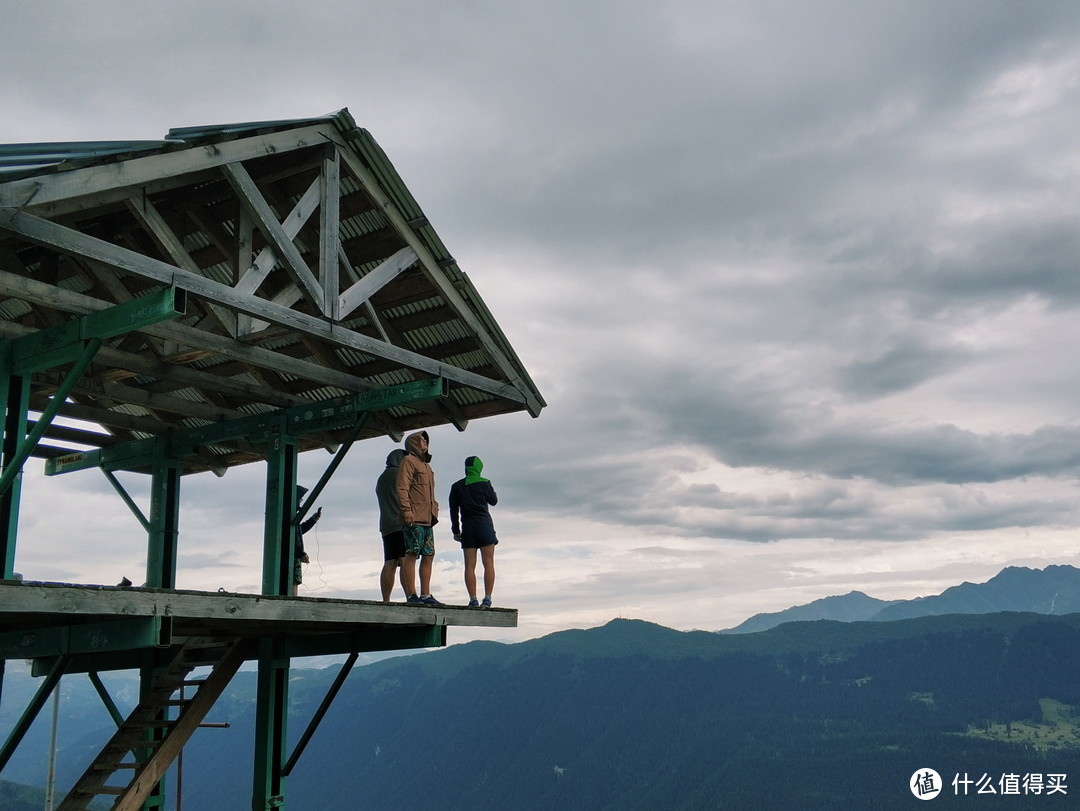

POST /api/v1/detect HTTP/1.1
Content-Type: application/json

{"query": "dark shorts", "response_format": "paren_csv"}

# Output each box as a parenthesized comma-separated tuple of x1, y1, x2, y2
(382, 530, 406, 562)
(459, 520, 499, 550)
(293, 559, 303, 585)
(403, 524, 435, 557)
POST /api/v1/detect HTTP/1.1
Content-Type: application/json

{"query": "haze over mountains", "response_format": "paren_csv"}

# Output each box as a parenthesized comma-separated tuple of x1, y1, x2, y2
(721, 564, 1080, 633)
(2, 564, 1078, 810)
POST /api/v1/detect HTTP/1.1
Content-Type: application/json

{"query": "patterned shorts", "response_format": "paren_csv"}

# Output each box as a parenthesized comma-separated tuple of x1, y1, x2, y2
(403, 524, 435, 557)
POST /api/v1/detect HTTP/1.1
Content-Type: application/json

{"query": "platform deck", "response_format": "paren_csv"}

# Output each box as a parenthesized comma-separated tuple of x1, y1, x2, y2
(0, 581, 514, 669)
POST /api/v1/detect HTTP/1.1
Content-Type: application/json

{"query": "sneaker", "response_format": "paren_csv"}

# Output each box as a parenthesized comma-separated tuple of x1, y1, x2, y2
(481, 597, 492, 609)
(419, 594, 444, 607)
(467, 597, 479, 608)
(406, 594, 423, 604)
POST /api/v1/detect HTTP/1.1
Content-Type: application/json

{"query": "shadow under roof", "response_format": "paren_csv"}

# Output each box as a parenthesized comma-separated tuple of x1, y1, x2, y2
(0, 108, 544, 473)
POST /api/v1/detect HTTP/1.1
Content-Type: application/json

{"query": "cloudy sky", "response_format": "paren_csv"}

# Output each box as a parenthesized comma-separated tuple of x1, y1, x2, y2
(4, 1, 1080, 645)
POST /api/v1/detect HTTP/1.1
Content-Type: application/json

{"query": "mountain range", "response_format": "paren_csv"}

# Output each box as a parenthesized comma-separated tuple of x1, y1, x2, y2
(721, 564, 1080, 633)
(2, 563, 1079, 810)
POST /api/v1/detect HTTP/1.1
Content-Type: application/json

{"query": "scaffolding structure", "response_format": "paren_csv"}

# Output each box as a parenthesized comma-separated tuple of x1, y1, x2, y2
(0, 110, 543, 809)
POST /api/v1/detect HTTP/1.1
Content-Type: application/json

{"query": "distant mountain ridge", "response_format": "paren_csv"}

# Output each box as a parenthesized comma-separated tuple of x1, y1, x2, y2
(721, 564, 1080, 633)
(8, 565, 1080, 808)
(6, 611, 1080, 809)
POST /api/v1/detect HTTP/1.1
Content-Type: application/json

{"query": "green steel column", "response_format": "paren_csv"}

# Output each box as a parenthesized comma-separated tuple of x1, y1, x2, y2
(141, 445, 181, 809)
(253, 639, 290, 810)
(261, 433, 298, 597)
(146, 449, 181, 589)
(253, 433, 297, 810)
(0, 371, 29, 579)
(138, 648, 168, 811)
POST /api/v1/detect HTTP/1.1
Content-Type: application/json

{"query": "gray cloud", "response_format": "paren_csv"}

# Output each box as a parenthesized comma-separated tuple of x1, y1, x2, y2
(6, 1, 1080, 630)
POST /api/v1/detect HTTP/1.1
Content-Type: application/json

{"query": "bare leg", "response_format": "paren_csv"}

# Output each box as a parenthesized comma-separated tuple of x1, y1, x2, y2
(480, 544, 496, 599)
(419, 553, 433, 596)
(379, 559, 399, 602)
(463, 547, 478, 599)
(402, 554, 419, 597)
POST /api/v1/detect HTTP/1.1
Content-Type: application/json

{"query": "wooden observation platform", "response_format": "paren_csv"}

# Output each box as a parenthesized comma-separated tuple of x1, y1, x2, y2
(0, 109, 543, 810)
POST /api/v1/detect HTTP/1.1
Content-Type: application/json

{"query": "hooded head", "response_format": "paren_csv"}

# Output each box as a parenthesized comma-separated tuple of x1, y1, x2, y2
(464, 456, 488, 484)
(385, 448, 407, 468)
(404, 430, 430, 461)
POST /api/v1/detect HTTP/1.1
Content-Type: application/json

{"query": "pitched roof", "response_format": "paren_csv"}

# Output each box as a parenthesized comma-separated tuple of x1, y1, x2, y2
(0, 108, 544, 474)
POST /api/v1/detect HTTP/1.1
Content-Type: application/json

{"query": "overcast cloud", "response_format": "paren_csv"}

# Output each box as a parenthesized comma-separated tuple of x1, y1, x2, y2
(4, 1, 1080, 642)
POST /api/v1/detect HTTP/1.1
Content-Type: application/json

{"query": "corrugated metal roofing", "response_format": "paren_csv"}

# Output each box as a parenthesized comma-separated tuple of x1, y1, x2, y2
(0, 107, 544, 473)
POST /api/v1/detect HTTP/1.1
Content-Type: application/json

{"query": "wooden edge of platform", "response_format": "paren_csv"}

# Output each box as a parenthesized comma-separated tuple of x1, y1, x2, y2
(0, 580, 518, 631)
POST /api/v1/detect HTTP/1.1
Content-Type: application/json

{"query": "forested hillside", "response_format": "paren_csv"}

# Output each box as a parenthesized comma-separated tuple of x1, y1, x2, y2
(4, 613, 1080, 809)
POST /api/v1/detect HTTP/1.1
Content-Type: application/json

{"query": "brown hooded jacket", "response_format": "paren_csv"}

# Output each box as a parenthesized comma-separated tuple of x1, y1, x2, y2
(395, 431, 438, 527)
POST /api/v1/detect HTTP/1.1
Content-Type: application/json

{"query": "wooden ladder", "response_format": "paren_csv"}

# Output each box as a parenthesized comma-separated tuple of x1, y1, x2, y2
(58, 636, 250, 811)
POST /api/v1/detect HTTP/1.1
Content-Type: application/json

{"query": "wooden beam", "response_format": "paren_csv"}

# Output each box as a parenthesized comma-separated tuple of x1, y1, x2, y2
(125, 195, 238, 339)
(0, 318, 303, 410)
(338, 246, 417, 319)
(334, 142, 544, 416)
(0, 270, 359, 397)
(0, 582, 518, 640)
(320, 148, 340, 318)
(0, 212, 528, 405)
(221, 163, 324, 310)
(0, 124, 336, 213)
(234, 174, 321, 297)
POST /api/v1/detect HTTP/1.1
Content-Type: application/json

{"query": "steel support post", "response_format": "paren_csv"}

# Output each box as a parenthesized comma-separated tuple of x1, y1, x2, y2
(146, 451, 181, 589)
(137, 647, 168, 811)
(0, 367, 28, 715)
(139, 447, 182, 810)
(0, 371, 28, 579)
(0, 655, 69, 773)
(253, 639, 290, 811)
(253, 434, 298, 809)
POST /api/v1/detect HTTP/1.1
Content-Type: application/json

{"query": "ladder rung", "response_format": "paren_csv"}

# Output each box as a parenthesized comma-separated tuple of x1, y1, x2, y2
(109, 736, 162, 751)
(181, 657, 226, 667)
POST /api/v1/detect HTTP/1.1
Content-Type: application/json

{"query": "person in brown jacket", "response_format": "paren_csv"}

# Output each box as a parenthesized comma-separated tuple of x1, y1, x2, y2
(395, 430, 443, 605)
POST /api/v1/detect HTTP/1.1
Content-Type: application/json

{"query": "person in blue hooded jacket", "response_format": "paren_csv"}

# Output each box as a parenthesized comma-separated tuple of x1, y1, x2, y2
(448, 456, 499, 608)
(375, 448, 408, 602)
(292, 485, 322, 595)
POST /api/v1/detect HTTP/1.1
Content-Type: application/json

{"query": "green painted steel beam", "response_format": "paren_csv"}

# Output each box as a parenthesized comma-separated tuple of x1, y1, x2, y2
(0, 655, 68, 773)
(253, 639, 289, 810)
(44, 377, 448, 476)
(102, 469, 151, 532)
(26, 623, 445, 676)
(88, 670, 126, 728)
(31, 643, 178, 677)
(45, 438, 158, 476)
(293, 412, 368, 527)
(7, 286, 186, 375)
(0, 375, 29, 578)
(283, 651, 358, 778)
(0, 337, 102, 498)
(283, 624, 446, 658)
(0, 616, 169, 659)
(183, 376, 447, 447)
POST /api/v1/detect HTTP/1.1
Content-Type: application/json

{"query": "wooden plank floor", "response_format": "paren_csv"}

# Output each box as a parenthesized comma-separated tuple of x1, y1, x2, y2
(0, 580, 516, 639)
